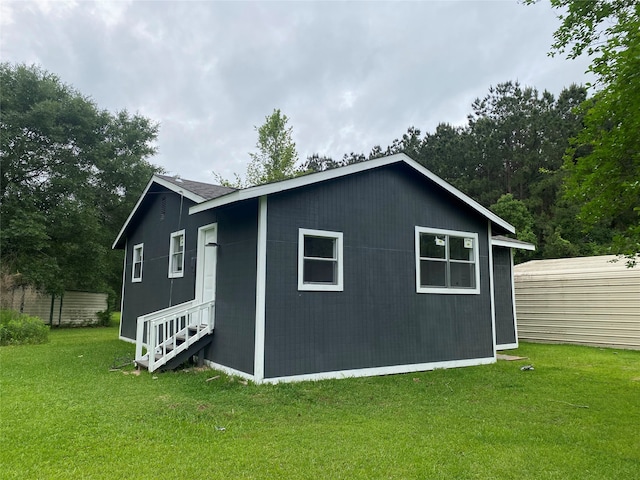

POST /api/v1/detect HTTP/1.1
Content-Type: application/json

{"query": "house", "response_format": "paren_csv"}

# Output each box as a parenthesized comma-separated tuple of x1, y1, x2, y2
(515, 256, 640, 350)
(113, 153, 534, 382)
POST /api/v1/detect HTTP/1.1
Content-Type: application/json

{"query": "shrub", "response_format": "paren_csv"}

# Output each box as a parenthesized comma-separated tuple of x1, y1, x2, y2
(0, 310, 49, 346)
(95, 310, 110, 327)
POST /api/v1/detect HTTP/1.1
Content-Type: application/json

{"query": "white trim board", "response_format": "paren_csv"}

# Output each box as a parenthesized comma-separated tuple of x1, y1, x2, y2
(203, 360, 255, 382)
(168, 229, 186, 278)
(297, 228, 344, 292)
(112, 175, 206, 249)
(119, 238, 127, 340)
(194, 223, 218, 304)
(508, 248, 520, 349)
(254, 196, 268, 383)
(260, 356, 496, 384)
(189, 153, 515, 234)
(414, 226, 480, 295)
(488, 221, 497, 358)
(491, 236, 536, 251)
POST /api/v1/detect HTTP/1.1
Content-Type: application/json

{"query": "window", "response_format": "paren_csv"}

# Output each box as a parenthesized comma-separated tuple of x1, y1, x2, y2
(168, 230, 185, 278)
(132, 243, 144, 283)
(298, 228, 343, 291)
(415, 227, 479, 294)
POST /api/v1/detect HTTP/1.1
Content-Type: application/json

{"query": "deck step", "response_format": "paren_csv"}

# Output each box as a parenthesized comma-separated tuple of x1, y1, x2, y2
(135, 327, 213, 372)
(135, 353, 162, 369)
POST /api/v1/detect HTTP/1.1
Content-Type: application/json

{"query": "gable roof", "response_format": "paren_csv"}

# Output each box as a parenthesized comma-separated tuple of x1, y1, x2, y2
(112, 174, 235, 249)
(155, 175, 236, 201)
(189, 153, 516, 234)
(113, 153, 517, 250)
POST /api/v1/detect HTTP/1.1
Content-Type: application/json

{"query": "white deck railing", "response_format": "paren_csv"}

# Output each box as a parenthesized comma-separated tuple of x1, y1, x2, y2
(135, 300, 215, 372)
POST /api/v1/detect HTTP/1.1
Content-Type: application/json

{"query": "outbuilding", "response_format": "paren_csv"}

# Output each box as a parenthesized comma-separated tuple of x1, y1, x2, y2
(514, 255, 640, 350)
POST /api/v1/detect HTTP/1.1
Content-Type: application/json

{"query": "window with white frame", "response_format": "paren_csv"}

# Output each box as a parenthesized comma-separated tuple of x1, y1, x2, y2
(298, 228, 344, 291)
(168, 230, 185, 278)
(132, 243, 144, 283)
(415, 227, 479, 294)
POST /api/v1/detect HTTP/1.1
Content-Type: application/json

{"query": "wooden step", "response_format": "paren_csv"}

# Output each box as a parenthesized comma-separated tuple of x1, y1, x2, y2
(135, 325, 213, 372)
(135, 353, 161, 370)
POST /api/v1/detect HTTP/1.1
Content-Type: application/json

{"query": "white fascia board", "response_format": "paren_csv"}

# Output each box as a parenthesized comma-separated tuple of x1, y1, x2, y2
(152, 176, 206, 204)
(188, 153, 516, 234)
(401, 156, 515, 234)
(112, 175, 206, 249)
(189, 154, 407, 214)
(491, 237, 536, 251)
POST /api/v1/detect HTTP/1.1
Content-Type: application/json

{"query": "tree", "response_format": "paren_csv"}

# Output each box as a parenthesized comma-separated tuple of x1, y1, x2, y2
(534, 0, 640, 265)
(489, 194, 537, 262)
(215, 109, 298, 187)
(0, 63, 160, 299)
(247, 109, 298, 185)
(380, 82, 588, 258)
(297, 154, 344, 174)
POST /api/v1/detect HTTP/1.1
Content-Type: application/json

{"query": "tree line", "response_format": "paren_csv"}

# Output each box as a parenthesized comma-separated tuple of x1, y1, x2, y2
(299, 82, 595, 262)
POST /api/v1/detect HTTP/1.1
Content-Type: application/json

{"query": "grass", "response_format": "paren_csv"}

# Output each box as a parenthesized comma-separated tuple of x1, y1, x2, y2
(1, 321, 639, 479)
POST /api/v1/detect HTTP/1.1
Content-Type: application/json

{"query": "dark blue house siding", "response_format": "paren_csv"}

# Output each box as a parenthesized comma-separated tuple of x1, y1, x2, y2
(121, 185, 210, 339)
(121, 188, 257, 375)
(492, 246, 517, 346)
(201, 200, 258, 375)
(263, 163, 494, 378)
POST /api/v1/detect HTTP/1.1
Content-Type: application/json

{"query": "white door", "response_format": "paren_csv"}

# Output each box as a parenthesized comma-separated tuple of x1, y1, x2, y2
(196, 224, 217, 304)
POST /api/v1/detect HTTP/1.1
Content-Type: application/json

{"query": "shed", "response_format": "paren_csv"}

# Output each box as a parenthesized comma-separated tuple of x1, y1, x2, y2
(1, 286, 108, 327)
(514, 255, 640, 350)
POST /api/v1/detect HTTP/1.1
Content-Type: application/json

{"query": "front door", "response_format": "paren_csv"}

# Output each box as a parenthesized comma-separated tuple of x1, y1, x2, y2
(196, 223, 218, 304)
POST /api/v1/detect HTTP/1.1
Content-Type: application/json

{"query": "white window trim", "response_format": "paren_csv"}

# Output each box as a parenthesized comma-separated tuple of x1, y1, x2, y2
(415, 226, 480, 295)
(132, 243, 144, 283)
(298, 228, 344, 292)
(168, 230, 186, 278)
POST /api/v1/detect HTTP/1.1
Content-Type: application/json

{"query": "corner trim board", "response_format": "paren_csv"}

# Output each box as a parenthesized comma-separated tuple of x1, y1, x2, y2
(119, 238, 127, 340)
(508, 248, 520, 349)
(488, 221, 497, 358)
(254, 196, 267, 382)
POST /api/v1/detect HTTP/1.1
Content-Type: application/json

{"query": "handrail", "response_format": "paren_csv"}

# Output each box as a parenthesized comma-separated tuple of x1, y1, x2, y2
(135, 300, 215, 372)
(135, 300, 194, 360)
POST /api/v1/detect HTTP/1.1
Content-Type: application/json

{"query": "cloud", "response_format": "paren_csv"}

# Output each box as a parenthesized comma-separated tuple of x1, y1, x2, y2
(1, 0, 593, 182)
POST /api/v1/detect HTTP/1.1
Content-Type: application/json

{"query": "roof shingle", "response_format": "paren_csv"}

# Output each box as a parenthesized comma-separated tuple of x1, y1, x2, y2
(156, 174, 236, 201)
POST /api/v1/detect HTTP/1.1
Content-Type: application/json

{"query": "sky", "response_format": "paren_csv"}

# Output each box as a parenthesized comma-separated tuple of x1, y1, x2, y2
(1, 0, 594, 183)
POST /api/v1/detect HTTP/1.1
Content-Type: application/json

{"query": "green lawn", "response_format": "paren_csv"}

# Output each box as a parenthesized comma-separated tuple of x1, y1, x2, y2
(1, 323, 638, 479)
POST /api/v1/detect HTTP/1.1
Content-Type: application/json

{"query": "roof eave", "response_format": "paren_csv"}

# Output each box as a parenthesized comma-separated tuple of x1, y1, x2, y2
(491, 236, 536, 251)
(112, 175, 206, 250)
(189, 153, 516, 234)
